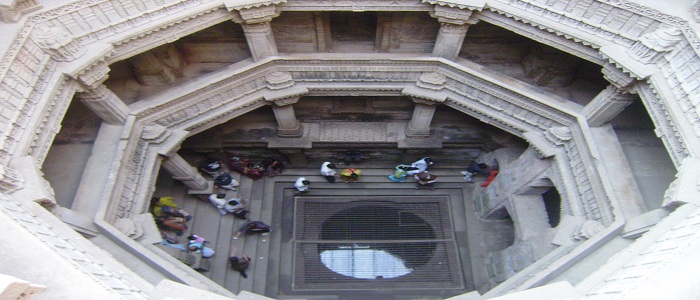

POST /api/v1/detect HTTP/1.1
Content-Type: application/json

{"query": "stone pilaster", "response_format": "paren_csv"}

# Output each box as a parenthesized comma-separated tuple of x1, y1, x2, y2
(263, 72, 308, 138)
(583, 64, 638, 127)
(402, 72, 448, 138)
(627, 25, 683, 65)
(406, 99, 438, 138)
(160, 154, 209, 191)
(77, 85, 130, 125)
(228, 3, 281, 61)
(30, 24, 84, 61)
(430, 6, 477, 60)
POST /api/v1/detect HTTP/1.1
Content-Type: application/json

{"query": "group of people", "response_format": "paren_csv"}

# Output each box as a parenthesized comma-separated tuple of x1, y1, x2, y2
(199, 156, 286, 191)
(386, 157, 439, 190)
(151, 196, 193, 236)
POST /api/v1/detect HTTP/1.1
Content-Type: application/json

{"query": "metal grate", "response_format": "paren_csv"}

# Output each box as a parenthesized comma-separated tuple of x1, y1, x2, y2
(293, 196, 464, 291)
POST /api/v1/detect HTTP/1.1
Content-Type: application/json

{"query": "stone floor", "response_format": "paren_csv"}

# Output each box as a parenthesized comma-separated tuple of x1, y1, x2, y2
(148, 157, 514, 299)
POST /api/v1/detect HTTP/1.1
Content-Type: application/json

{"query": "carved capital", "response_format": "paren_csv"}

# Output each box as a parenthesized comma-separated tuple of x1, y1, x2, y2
(75, 62, 111, 89)
(544, 126, 573, 147)
(416, 72, 447, 90)
(265, 71, 294, 90)
(31, 25, 84, 61)
(430, 5, 478, 25)
(602, 64, 636, 92)
(231, 4, 281, 24)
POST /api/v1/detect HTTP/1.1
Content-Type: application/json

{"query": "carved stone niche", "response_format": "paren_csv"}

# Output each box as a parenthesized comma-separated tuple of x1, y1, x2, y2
(0, 0, 41, 23)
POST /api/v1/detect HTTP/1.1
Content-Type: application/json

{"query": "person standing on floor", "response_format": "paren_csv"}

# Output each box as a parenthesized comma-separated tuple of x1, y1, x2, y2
(295, 177, 311, 193)
(320, 162, 338, 183)
(208, 194, 249, 219)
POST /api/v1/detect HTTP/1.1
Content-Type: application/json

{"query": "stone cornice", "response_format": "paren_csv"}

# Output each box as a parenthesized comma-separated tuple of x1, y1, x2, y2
(422, 0, 486, 11)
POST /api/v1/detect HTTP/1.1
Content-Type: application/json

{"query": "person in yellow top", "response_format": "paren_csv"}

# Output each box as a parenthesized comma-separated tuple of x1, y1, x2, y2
(340, 168, 361, 183)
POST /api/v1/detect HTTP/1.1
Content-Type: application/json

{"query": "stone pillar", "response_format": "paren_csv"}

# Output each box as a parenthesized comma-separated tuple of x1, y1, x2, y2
(430, 6, 477, 60)
(583, 64, 638, 127)
(406, 99, 438, 138)
(160, 154, 209, 191)
(271, 101, 303, 137)
(77, 84, 130, 125)
(228, 3, 280, 61)
(263, 72, 308, 138)
(402, 72, 448, 139)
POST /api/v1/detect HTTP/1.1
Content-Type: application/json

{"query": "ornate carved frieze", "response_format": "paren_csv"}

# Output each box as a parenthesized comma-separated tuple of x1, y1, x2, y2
(278, 0, 432, 12)
(430, 5, 478, 25)
(628, 26, 683, 65)
(422, 0, 486, 11)
(235, 5, 280, 24)
(0, 165, 23, 192)
(0, 0, 41, 23)
(602, 63, 637, 92)
(30, 25, 84, 62)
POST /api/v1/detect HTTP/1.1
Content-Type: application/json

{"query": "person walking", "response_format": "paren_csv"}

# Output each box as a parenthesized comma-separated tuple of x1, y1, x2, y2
(320, 162, 338, 183)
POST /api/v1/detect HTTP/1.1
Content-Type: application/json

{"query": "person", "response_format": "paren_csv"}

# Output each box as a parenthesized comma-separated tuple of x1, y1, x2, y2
(340, 168, 361, 183)
(295, 177, 311, 193)
(407, 157, 433, 175)
(260, 157, 284, 177)
(320, 162, 337, 183)
(198, 157, 224, 177)
(208, 194, 249, 219)
(187, 234, 207, 244)
(229, 156, 249, 175)
(388, 164, 415, 182)
(151, 196, 192, 235)
(234, 221, 271, 238)
(188, 239, 215, 258)
(464, 162, 490, 176)
(342, 150, 364, 165)
(414, 171, 438, 190)
(213, 173, 239, 190)
(229, 246, 251, 278)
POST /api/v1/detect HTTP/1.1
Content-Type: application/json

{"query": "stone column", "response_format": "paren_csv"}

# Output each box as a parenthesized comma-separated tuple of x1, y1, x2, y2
(271, 101, 303, 137)
(402, 72, 448, 139)
(430, 5, 477, 60)
(228, 4, 280, 61)
(77, 84, 130, 125)
(263, 72, 308, 138)
(582, 64, 638, 127)
(406, 99, 438, 138)
(160, 154, 209, 191)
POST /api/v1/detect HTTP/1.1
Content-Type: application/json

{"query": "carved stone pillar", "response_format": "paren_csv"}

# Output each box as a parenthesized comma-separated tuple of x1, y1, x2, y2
(402, 72, 448, 138)
(523, 44, 581, 86)
(430, 6, 476, 60)
(160, 154, 209, 191)
(583, 86, 636, 127)
(77, 85, 130, 125)
(263, 72, 308, 138)
(583, 64, 638, 127)
(406, 99, 438, 138)
(627, 26, 682, 64)
(228, 3, 281, 61)
(271, 102, 303, 137)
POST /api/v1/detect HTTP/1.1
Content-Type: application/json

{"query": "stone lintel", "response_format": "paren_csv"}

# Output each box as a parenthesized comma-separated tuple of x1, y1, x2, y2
(264, 86, 309, 104)
(402, 86, 447, 103)
(155, 129, 189, 157)
(522, 131, 559, 158)
(398, 137, 443, 149)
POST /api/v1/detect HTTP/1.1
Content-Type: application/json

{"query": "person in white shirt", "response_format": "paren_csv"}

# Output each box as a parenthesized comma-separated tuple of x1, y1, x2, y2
(407, 157, 433, 175)
(320, 162, 337, 183)
(295, 177, 311, 193)
(208, 194, 249, 219)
